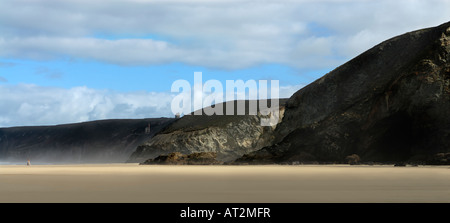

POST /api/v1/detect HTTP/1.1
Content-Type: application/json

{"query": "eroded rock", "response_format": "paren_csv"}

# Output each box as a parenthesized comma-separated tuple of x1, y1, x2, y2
(140, 152, 223, 165)
(236, 22, 450, 164)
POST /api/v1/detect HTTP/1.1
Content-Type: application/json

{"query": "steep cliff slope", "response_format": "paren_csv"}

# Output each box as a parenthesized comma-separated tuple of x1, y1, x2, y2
(0, 118, 174, 163)
(128, 100, 286, 163)
(237, 22, 450, 164)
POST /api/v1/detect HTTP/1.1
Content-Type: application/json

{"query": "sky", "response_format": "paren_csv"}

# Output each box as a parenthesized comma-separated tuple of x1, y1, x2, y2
(0, 0, 449, 127)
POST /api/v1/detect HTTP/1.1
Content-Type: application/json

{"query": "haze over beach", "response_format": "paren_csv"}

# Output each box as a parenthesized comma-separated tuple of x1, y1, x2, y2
(0, 0, 450, 208)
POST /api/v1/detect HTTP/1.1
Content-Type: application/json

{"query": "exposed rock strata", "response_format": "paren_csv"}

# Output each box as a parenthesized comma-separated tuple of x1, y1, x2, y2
(129, 100, 286, 163)
(140, 152, 223, 165)
(236, 22, 450, 164)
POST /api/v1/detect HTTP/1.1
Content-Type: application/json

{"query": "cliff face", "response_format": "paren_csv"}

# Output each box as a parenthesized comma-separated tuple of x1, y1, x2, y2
(0, 118, 174, 163)
(128, 100, 286, 163)
(237, 22, 450, 164)
(4, 22, 448, 165)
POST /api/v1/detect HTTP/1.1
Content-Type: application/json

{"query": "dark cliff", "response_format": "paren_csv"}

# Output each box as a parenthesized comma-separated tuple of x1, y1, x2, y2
(0, 118, 174, 163)
(237, 22, 450, 164)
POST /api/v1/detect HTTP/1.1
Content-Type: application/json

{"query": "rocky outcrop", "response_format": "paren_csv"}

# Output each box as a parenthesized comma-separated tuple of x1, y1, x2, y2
(345, 154, 361, 165)
(0, 118, 174, 163)
(140, 152, 223, 165)
(128, 100, 286, 163)
(425, 153, 450, 165)
(236, 22, 450, 164)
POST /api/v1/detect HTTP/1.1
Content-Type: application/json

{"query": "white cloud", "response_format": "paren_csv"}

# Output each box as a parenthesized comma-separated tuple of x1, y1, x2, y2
(0, 0, 449, 126)
(1, 0, 449, 70)
(0, 82, 301, 127)
(0, 84, 175, 127)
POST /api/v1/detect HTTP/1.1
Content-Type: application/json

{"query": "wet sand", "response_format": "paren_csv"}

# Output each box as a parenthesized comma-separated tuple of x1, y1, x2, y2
(0, 164, 449, 203)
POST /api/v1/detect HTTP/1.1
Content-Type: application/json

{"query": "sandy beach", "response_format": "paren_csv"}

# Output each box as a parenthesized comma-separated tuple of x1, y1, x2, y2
(0, 164, 449, 203)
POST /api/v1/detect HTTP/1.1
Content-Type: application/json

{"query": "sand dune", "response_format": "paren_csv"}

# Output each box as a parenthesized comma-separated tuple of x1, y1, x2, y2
(0, 164, 449, 203)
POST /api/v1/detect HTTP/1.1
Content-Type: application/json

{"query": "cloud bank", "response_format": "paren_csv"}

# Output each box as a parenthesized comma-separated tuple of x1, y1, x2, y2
(0, 83, 301, 127)
(1, 0, 449, 70)
(1, 0, 449, 127)
(0, 84, 174, 127)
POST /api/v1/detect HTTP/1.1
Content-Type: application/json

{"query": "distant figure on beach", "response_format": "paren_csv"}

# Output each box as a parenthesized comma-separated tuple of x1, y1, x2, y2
(27, 159, 31, 166)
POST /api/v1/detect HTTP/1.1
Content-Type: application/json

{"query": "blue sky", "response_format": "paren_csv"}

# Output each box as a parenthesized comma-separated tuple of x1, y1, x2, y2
(0, 59, 317, 92)
(0, 0, 449, 127)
